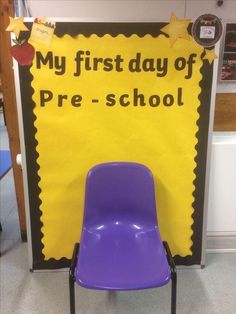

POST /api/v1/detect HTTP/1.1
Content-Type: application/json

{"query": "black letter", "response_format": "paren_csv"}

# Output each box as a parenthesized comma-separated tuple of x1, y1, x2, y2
(177, 88, 184, 106)
(36, 51, 53, 69)
(143, 59, 155, 72)
(71, 95, 82, 107)
(149, 95, 160, 107)
(106, 94, 116, 106)
(156, 58, 168, 77)
(74, 51, 84, 77)
(54, 56, 66, 75)
(40, 90, 53, 106)
(93, 58, 103, 71)
(85, 51, 92, 71)
(120, 94, 130, 106)
(129, 53, 141, 72)
(58, 94, 68, 107)
(103, 58, 113, 71)
(185, 53, 197, 79)
(133, 88, 146, 106)
(163, 94, 174, 106)
(114, 55, 124, 72)
(174, 57, 186, 71)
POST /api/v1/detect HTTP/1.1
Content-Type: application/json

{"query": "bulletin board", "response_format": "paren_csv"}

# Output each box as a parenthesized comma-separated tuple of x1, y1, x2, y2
(17, 21, 215, 270)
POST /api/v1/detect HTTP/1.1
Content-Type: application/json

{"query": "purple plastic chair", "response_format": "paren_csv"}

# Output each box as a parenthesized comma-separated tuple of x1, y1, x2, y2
(69, 162, 176, 314)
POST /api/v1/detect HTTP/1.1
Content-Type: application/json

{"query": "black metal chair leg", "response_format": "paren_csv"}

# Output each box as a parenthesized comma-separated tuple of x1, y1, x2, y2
(69, 243, 80, 314)
(69, 273, 75, 314)
(163, 241, 177, 314)
(171, 271, 177, 314)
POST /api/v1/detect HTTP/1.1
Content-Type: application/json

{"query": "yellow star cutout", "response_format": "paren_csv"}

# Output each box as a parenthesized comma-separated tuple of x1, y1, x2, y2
(6, 16, 29, 38)
(203, 49, 218, 64)
(161, 13, 191, 47)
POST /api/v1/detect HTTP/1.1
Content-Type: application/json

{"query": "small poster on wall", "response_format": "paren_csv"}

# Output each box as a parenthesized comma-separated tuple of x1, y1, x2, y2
(220, 23, 236, 81)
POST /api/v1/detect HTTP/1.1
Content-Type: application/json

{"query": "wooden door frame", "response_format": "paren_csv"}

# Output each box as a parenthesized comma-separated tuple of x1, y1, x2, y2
(0, 0, 26, 240)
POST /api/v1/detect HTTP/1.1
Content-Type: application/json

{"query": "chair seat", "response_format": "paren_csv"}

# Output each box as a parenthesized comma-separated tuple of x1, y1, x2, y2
(75, 223, 171, 290)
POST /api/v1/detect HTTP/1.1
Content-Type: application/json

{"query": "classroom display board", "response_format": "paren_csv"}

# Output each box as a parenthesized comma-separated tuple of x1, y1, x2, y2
(17, 21, 215, 270)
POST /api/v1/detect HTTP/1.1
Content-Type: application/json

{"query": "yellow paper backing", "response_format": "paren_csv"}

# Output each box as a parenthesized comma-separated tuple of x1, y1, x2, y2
(30, 34, 203, 260)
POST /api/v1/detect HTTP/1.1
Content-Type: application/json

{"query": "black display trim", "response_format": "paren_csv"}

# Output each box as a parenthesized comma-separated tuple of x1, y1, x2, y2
(18, 22, 213, 269)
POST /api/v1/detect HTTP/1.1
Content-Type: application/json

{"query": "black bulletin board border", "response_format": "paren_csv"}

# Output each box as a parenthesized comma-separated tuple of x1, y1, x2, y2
(18, 22, 213, 269)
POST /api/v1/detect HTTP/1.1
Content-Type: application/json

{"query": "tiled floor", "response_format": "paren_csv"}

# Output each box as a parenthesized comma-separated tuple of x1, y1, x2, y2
(1, 113, 236, 314)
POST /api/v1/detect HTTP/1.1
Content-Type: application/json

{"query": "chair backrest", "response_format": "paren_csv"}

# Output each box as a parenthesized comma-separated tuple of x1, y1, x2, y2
(83, 162, 158, 228)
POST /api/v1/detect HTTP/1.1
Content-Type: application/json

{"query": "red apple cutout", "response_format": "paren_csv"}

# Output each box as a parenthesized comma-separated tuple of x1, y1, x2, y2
(10, 40, 35, 66)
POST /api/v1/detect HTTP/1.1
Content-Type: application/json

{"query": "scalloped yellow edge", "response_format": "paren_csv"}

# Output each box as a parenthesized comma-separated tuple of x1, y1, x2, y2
(30, 33, 204, 260)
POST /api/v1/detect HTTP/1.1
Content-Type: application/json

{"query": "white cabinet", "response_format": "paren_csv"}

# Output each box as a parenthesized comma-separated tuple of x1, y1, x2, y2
(208, 133, 236, 235)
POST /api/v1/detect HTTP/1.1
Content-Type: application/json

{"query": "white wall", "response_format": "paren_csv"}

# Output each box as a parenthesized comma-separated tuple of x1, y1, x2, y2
(19, 0, 236, 21)
(23, 0, 186, 20)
